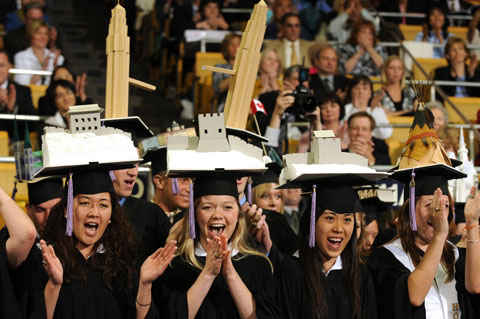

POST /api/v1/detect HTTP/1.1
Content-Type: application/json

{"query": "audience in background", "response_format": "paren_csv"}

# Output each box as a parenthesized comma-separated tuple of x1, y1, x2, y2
(327, 0, 377, 43)
(195, 0, 229, 30)
(426, 100, 448, 130)
(318, 91, 348, 149)
(42, 80, 77, 128)
(212, 33, 240, 112)
(14, 19, 64, 85)
(377, 0, 426, 25)
(265, 0, 312, 40)
(309, 44, 350, 102)
(263, 12, 313, 70)
(338, 20, 386, 77)
(257, 48, 282, 96)
(414, 5, 452, 58)
(37, 66, 91, 116)
(344, 75, 392, 140)
(345, 112, 391, 166)
(434, 36, 480, 102)
(377, 56, 416, 116)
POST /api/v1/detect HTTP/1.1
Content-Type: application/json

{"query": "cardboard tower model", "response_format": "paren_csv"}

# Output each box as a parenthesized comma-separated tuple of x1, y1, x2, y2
(203, 0, 268, 130)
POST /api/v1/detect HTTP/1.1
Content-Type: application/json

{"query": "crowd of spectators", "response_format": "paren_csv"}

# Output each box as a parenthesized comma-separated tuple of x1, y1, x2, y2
(3, 0, 480, 166)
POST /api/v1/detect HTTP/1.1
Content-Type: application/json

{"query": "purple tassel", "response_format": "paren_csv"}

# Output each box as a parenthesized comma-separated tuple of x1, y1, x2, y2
(409, 169, 417, 231)
(247, 182, 252, 204)
(172, 178, 180, 194)
(189, 181, 195, 239)
(109, 171, 116, 181)
(66, 173, 74, 236)
(309, 184, 317, 248)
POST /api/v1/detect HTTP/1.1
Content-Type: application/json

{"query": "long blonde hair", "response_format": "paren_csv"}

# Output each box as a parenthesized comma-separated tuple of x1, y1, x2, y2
(381, 55, 406, 88)
(167, 197, 272, 271)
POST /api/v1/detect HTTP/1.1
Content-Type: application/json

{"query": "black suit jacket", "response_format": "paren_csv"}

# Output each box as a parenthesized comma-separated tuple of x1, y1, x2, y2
(309, 74, 350, 102)
(433, 65, 480, 102)
(372, 137, 391, 165)
(1, 81, 36, 139)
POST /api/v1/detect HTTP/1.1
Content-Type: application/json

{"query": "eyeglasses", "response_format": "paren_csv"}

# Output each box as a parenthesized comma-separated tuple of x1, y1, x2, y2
(285, 23, 300, 28)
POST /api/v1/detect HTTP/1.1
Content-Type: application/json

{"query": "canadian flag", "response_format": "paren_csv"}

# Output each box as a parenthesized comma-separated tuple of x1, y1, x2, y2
(250, 99, 267, 115)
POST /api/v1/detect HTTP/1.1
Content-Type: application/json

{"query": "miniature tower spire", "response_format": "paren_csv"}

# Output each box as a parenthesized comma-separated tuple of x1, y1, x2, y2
(458, 127, 468, 164)
(105, 4, 130, 118)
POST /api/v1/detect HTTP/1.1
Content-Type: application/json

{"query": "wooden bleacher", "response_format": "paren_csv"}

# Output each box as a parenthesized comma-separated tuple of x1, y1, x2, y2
(0, 131, 8, 156)
(27, 84, 48, 109)
(412, 58, 448, 80)
(194, 52, 225, 115)
(385, 116, 413, 165)
(446, 97, 480, 123)
(400, 25, 468, 42)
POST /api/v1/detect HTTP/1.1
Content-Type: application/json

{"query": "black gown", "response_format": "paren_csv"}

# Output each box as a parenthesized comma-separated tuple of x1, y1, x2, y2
(152, 253, 281, 318)
(51, 250, 138, 319)
(123, 196, 171, 261)
(275, 256, 377, 319)
(368, 244, 469, 319)
(0, 228, 23, 319)
(262, 209, 299, 256)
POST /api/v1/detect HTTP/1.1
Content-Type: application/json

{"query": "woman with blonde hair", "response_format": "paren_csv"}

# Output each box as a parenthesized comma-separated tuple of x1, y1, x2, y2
(149, 176, 279, 318)
(377, 55, 416, 116)
(257, 48, 281, 96)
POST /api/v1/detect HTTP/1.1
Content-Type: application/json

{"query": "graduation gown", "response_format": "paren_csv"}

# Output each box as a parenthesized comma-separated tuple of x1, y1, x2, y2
(152, 252, 280, 318)
(368, 239, 467, 319)
(263, 209, 299, 256)
(0, 228, 23, 319)
(123, 196, 171, 261)
(275, 256, 377, 319)
(52, 251, 137, 319)
(455, 248, 479, 319)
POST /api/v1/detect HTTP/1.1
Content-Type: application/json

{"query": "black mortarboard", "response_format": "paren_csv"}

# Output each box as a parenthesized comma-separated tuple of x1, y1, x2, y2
(251, 161, 282, 188)
(102, 117, 154, 147)
(71, 170, 114, 196)
(27, 178, 64, 206)
(355, 186, 394, 223)
(315, 184, 363, 214)
(193, 176, 238, 200)
(143, 146, 167, 175)
(225, 127, 269, 143)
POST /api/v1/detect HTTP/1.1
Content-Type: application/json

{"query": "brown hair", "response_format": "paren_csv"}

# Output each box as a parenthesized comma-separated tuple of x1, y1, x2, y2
(26, 19, 49, 40)
(347, 111, 376, 131)
(220, 33, 241, 61)
(348, 20, 376, 46)
(397, 196, 456, 282)
(444, 36, 468, 63)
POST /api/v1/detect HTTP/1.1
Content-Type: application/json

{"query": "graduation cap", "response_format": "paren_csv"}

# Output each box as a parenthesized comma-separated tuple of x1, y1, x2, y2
(27, 177, 64, 206)
(102, 116, 154, 147)
(166, 113, 267, 239)
(355, 186, 393, 224)
(251, 156, 282, 188)
(390, 102, 466, 231)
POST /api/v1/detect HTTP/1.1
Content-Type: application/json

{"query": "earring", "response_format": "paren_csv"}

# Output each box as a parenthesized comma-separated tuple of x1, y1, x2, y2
(108, 220, 111, 224)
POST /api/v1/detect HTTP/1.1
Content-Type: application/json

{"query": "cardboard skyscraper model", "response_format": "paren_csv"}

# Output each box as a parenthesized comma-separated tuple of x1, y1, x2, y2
(167, 113, 266, 176)
(203, 0, 268, 129)
(105, 4, 156, 119)
(278, 130, 389, 188)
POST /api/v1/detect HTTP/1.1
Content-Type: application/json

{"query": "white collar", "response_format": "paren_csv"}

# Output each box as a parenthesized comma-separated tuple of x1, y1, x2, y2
(324, 256, 342, 276)
(194, 241, 240, 257)
(0, 80, 8, 89)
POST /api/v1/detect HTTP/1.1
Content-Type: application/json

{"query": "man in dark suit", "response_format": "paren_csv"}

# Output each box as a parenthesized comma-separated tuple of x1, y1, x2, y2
(309, 45, 350, 102)
(345, 111, 391, 166)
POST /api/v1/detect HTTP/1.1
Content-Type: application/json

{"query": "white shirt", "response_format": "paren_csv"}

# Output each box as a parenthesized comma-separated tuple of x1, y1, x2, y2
(344, 103, 393, 140)
(14, 47, 65, 85)
(324, 256, 342, 276)
(194, 242, 240, 257)
(284, 39, 300, 68)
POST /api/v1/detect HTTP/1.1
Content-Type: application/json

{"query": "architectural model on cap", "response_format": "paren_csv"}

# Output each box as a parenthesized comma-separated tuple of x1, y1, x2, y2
(167, 113, 266, 175)
(203, 0, 268, 130)
(35, 104, 140, 177)
(278, 130, 389, 188)
(105, 3, 156, 118)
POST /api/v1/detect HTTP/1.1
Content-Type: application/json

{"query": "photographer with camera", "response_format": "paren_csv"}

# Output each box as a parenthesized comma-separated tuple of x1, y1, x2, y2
(257, 65, 319, 154)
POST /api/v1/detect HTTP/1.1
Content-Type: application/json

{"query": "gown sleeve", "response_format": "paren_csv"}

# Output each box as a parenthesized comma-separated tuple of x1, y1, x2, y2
(455, 247, 480, 319)
(0, 228, 23, 319)
(368, 247, 426, 319)
(274, 256, 309, 319)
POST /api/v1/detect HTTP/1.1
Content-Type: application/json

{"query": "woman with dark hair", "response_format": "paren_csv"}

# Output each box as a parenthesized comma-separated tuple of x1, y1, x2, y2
(275, 182, 378, 319)
(195, 0, 228, 30)
(318, 92, 348, 149)
(41, 80, 77, 128)
(143, 175, 279, 318)
(212, 33, 240, 112)
(344, 75, 392, 140)
(368, 106, 480, 319)
(433, 36, 480, 101)
(38, 66, 92, 116)
(337, 19, 386, 77)
(40, 170, 176, 318)
(414, 5, 453, 58)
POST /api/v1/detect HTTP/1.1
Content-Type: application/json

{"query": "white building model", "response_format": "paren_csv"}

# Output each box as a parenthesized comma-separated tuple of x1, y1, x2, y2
(279, 130, 389, 188)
